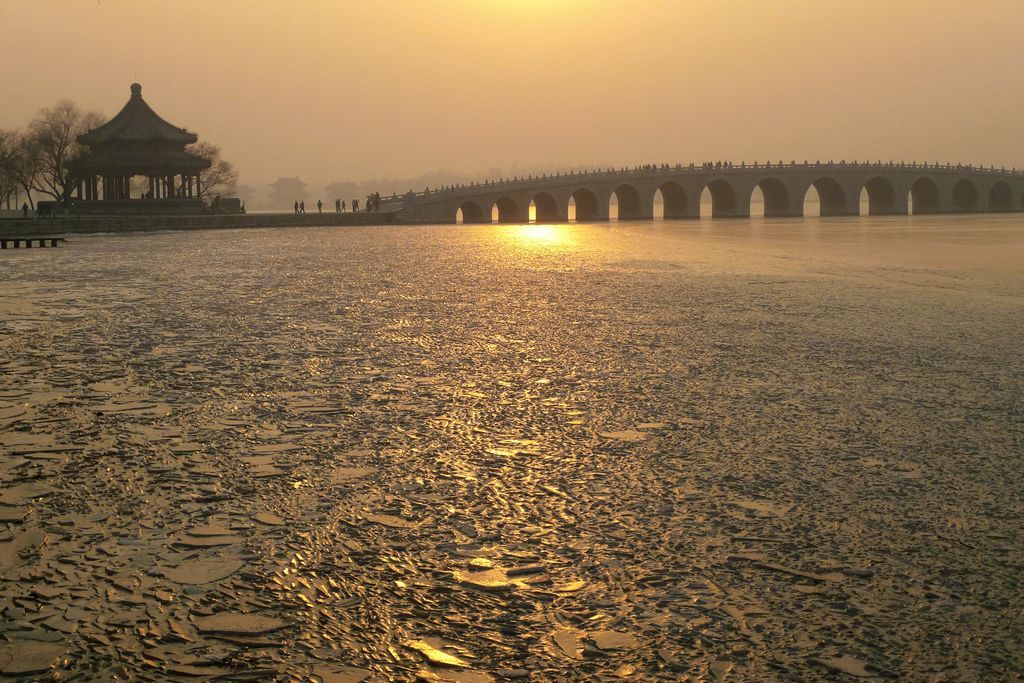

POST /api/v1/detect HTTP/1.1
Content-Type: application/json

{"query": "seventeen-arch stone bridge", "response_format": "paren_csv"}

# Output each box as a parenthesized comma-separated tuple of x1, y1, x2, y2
(388, 161, 1024, 224)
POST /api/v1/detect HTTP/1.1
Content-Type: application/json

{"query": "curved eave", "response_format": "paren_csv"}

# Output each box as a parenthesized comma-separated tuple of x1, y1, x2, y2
(71, 151, 212, 175)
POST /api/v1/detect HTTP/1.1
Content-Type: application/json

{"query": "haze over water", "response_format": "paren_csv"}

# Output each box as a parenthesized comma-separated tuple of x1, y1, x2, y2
(1, 217, 1021, 679)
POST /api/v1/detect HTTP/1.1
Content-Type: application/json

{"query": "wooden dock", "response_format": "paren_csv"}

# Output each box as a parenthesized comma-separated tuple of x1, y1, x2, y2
(0, 236, 66, 249)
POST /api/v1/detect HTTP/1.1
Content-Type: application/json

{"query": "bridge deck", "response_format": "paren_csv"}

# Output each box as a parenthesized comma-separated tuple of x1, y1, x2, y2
(391, 161, 1024, 223)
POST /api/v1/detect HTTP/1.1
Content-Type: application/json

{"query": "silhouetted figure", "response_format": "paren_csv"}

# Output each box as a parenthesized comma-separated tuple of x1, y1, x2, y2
(335, 199, 341, 213)
(21, 203, 29, 219)
(352, 199, 359, 212)
(300, 200, 306, 214)
(341, 200, 346, 212)
(294, 200, 299, 214)
(317, 199, 323, 213)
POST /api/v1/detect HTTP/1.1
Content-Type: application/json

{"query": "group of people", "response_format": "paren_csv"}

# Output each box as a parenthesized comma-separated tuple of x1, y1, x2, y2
(293, 193, 383, 214)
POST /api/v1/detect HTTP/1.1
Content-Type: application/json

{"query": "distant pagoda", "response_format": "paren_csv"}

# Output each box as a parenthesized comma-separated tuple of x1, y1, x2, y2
(71, 83, 210, 214)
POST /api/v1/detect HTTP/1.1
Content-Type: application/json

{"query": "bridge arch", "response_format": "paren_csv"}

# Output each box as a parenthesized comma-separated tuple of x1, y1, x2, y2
(805, 177, 847, 216)
(952, 179, 979, 213)
(530, 192, 560, 222)
(655, 181, 689, 219)
(611, 184, 643, 220)
(909, 177, 940, 214)
(570, 188, 600, 222)
(456, 200, 488, 224)
(862, 177, 898, 215)
(702, 179, 738, 218)
(492, 196, 522, 223)
(753, 177, 793, 217)
(988, 181, 1013, 212)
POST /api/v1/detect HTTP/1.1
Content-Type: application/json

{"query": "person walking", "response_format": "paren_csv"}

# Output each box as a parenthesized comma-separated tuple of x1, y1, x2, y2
(317, 199, 323, 213)
(341, 200, 346, 212)
(335, 199, 341, 213)
(21, 202, 29, 219)
(352, 198, 359, 212)
(299, 200, 306, 214)
(294, 200, 299, 214)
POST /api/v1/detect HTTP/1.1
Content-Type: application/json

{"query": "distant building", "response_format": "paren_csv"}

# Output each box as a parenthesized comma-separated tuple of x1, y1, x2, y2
(269, 177, 308, 208)
(323, 181, 359, 201)
(70, 83, 212, 215)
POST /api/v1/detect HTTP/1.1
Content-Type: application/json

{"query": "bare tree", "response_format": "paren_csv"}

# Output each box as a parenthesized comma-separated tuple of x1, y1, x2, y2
(0, 129, 20, 209)
(26, 100, 103, 206)
(187, 141, 238, 200)
(0, 129, 43, 210)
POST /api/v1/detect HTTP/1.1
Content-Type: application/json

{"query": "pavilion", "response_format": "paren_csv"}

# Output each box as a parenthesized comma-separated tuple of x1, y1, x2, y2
(70, 83, 210, 215)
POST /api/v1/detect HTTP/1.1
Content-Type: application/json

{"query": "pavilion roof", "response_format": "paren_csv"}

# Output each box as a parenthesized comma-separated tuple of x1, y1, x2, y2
(78, 83, 198, 145)
(72, 146, 210, 175)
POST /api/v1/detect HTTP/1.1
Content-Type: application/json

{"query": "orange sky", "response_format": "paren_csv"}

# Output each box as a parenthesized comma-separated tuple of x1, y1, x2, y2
(3, 0, 1023, 185)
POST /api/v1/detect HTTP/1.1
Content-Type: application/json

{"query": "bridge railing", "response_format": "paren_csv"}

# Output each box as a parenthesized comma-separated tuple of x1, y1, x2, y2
(384, 160, 1024, 205)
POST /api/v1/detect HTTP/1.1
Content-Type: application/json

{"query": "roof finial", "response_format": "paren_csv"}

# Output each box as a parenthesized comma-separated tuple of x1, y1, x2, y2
(130, 83, 142, 97)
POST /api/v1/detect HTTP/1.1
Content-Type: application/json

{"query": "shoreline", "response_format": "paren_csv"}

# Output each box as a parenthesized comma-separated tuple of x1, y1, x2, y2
(0, 211, 402, 237)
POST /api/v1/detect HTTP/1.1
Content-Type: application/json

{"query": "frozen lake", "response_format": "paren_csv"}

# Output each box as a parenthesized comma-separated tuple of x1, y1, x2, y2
(1, 215, 1022, 679)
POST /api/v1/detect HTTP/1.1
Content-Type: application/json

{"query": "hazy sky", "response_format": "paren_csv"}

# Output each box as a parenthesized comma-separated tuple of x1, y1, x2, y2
(3, 0, 1023, 185)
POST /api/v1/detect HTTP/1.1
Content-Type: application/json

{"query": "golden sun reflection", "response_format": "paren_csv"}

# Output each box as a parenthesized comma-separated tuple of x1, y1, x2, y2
(510, 224, 569, 244)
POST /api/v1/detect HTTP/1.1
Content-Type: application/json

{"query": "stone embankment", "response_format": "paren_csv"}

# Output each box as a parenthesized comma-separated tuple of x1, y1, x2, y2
(0, 212, 398, 237)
